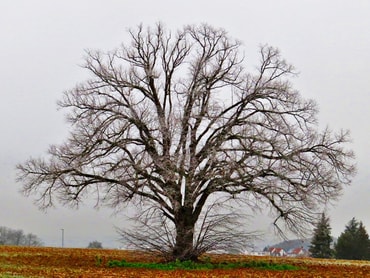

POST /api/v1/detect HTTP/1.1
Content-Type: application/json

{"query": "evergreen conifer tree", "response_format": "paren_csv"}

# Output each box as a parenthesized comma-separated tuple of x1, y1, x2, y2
(309, 213, 333, 258)
(335, 218, 370, 260)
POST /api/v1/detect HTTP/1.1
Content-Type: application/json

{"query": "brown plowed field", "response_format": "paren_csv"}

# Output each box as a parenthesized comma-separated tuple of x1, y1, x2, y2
(0, 246, 369, 277)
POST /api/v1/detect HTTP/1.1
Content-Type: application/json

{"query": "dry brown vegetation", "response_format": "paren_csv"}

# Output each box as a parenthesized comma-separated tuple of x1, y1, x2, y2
(0, 246, 369, 277)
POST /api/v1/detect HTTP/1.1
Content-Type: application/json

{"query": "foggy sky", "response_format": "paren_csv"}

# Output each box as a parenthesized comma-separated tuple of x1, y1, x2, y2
(1, 0, 369, 248)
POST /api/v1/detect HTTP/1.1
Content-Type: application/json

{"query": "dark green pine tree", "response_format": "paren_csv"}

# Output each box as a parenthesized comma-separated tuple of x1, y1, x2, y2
(355, 222, 370, 260)
(335, 218, 370, 260)
(309, 213, 333, 258)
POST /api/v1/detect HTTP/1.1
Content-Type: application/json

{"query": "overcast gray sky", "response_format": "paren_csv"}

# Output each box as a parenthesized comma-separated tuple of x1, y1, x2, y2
(1, 0, 369, 248)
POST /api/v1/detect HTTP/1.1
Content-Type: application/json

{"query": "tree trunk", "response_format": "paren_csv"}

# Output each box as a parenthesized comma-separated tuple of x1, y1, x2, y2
(172, 206, 197, 261)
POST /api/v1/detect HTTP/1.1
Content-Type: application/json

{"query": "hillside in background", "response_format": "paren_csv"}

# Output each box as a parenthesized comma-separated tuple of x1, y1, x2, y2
(264, 239, 312, 252)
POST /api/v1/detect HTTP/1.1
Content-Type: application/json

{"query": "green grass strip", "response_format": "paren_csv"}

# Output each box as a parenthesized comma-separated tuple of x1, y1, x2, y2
(107, 259, 299, 271)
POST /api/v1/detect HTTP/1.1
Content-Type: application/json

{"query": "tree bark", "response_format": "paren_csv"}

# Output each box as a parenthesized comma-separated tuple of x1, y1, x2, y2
(172, 206, 197, 261)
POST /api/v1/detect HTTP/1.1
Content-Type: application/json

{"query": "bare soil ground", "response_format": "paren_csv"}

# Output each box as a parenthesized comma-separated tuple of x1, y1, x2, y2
(0, 246, 369, 277)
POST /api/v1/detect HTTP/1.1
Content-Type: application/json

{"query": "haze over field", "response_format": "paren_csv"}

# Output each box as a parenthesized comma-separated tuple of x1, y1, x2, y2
(1, 0, 369, 248)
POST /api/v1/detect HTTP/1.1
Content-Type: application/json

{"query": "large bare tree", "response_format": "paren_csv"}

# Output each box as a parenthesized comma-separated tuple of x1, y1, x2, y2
(17, 24, 355, 261)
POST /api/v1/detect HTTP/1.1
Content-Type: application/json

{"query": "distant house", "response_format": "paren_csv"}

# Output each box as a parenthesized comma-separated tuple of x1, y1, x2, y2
(288, 247, 309, 257)
(268, 247, 286, 257)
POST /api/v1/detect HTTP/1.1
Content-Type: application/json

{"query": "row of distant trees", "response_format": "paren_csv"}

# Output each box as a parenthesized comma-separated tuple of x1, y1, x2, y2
(0, 226, 43, 247)
(309, 214, 370, 260)
(0, 227, 104, 249)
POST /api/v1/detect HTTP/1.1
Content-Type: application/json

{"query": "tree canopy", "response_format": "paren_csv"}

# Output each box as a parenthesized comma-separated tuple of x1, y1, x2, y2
(87, 241, 103, 249)
(17, 23, 356, 261)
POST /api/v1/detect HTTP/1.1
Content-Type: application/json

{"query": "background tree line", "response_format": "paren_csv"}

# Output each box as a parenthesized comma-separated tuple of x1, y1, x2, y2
(0, 226, 43, 247)
(310, 214, 370, 260)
